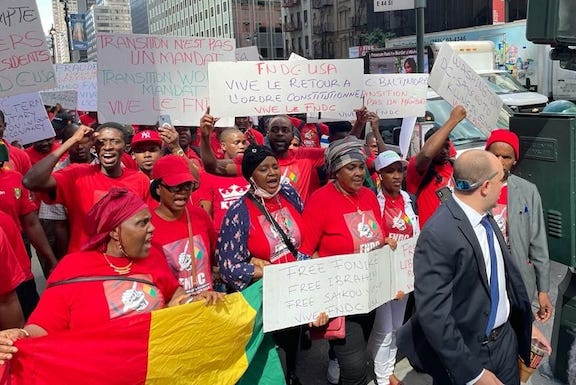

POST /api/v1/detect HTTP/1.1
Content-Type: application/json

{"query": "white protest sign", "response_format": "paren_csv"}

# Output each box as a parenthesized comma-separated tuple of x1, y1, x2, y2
(40, 90, 77, 110)
(0, 0, 57, 98)
(0, 92, 55, 145)
(374, 0, 415, 12)
(288, 52, 308, 61)
(53, 63, 97, 111)
(97, 33, 236, 125)
(429, 43, 502, 136)
(208, 59, 364, 117)
(363, 74, 428, 119)
(390, 237, 417, 292)
(263, 237, 416, 332)
(235, 46, 260, 61)
(399, 116, 417, 158)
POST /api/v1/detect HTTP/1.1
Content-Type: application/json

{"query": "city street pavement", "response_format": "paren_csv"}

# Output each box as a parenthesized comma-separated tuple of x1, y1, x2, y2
(31, 256, 570, 385)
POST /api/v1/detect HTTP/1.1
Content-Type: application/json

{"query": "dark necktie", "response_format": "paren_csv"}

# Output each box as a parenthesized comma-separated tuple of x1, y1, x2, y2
(480, 216, 499, 336)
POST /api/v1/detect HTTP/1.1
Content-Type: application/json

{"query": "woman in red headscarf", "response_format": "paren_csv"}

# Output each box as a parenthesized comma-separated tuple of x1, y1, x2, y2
(0, 188, 191, 362)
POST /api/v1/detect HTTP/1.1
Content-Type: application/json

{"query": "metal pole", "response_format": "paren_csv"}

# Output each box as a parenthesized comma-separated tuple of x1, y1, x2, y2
(61, 0, 72, 62)
(415, 0, 426, 73)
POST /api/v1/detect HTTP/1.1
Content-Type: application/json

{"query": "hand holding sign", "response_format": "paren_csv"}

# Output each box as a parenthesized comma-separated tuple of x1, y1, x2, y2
(428, 42, 501, 136)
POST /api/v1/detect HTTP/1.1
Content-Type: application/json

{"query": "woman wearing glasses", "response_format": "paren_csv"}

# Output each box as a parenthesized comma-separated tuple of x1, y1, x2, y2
(150, 155, 223, 304)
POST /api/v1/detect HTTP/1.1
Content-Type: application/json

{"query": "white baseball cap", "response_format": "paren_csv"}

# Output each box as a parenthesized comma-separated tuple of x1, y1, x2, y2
(374, 150, 408, 172)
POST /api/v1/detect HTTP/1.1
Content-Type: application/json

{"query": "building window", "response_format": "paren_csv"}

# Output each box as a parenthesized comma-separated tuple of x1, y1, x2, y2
(304, 10, 308, 23)
(225, 24, 228, 34)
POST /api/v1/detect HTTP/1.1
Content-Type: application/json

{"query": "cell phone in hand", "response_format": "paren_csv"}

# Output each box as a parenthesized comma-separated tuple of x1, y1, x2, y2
(158, 114, 172, 127)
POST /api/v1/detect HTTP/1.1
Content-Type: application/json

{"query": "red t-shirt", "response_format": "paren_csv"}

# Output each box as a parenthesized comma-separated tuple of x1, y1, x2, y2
(494, 184, 508, 243)
(245, 127, 264, 145)
(0, 169, 37, 231)
(0, 211, 33, 281)
(301, 183, 384, 257)
(245, 194, 303, 264)
(195, 172, 250, 233)
(28, 250, 179, 333)
(151, 204, 216, 295)
(288, 117, 329, 148)
(405, 157, 453, 227)
(381, 194, 414, 242)
(25, 142, 61, 166)
(3, 141, 31, 175)
(277, 148, 324, 202)
(47, 164, 151, 252)
(0, 227, 26, 295)
(121, 152, 139, 170)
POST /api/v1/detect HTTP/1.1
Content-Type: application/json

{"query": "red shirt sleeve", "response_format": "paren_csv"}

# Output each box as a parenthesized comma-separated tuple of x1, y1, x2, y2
(299, 188, 326, 256)
(405, 156, 423, 195)
(0, 228, 26, 295)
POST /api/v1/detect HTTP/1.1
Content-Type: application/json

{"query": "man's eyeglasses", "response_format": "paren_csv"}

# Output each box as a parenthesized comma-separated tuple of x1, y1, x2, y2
(159, 182, 195, 193)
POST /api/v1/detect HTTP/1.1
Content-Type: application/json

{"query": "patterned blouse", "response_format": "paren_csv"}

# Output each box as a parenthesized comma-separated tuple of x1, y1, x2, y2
(216, 183, 308, 291)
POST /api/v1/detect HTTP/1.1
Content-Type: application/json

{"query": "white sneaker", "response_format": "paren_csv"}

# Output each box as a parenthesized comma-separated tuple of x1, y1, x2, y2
(327, 358, 340, 384)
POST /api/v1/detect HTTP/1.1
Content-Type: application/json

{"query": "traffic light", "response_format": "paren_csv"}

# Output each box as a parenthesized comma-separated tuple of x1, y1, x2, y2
(527, 0, 576, 45)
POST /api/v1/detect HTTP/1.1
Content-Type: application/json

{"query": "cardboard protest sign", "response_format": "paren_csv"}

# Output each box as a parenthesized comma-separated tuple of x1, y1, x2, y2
(363, 74, 428, 118)
(429, 43, 502, 136)
(235, 46, 259, 61)
(54, 63, 97, 111)
(97, 33, 236, 125)
(262, 237, 416, 332)
(0, 92, 55, 145)
(0, 0, 57, 98)
(40, 90, 77, 110)
(208, 59, 364, 118)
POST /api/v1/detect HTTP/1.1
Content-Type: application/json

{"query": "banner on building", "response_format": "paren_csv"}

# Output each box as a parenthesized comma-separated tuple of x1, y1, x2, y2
(0, 0, 57, 98)
(70, 14, 88, 51)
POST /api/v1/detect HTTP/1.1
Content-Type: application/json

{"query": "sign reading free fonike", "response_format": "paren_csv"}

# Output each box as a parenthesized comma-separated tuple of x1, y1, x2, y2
(263, 237, 416, 333)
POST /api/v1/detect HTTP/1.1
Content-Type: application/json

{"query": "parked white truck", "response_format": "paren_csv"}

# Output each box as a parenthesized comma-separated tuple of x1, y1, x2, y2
(385, 19, 576, 103)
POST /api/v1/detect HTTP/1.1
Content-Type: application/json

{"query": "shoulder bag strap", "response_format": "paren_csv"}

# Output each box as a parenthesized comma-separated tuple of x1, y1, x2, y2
(246, 193, 299, 259)
(47, 275, 155, 289)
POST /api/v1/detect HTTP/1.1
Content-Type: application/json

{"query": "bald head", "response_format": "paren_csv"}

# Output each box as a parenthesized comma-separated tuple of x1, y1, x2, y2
(453, 149, 504, 212)
(454, 150, 497, 190)
(219, 127, 243, 143)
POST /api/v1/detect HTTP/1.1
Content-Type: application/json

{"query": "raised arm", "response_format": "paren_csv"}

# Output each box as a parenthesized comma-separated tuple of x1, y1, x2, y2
(199, 108, 238, 176)
(414, 105, 466, 175)
(23, 125, 93, 193)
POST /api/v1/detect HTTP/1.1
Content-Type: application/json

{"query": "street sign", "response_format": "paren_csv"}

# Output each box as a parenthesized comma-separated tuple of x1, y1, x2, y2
(374, 0, 415, 12)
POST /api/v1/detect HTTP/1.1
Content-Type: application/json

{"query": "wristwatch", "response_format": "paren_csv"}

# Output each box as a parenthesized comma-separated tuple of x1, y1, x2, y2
(174, 148, 185, 157)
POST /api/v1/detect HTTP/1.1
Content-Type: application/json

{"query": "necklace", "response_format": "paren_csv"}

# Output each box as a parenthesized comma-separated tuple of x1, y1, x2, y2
(334, 181, 362, 215)
(104, 253, 133, 275)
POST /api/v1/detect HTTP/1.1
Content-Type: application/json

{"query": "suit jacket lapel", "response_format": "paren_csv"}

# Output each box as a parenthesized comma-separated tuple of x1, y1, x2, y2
(446, 198, 490, 295)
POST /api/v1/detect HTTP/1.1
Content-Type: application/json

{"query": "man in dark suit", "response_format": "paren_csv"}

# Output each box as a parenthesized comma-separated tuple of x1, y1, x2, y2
(398, 149, 551, 385)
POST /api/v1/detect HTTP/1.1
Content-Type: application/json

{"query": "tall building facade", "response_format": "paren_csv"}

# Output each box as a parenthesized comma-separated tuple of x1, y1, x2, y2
(85, 0, 133, 61)
(52, 0, 78, 63)
(130, 0, 150, 34)
(282, 0, 366, 59)
(148, 0, 283, 59)
(52, 0, 96, 63)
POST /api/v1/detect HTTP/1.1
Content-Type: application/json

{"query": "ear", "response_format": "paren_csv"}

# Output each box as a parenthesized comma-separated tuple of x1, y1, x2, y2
(109, 227, 120, 242)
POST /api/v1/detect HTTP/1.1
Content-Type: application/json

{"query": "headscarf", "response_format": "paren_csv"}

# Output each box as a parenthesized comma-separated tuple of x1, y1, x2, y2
(82, 187, 148, 251)
(325, 136, 366, 177)
(241, 144, 276, 181)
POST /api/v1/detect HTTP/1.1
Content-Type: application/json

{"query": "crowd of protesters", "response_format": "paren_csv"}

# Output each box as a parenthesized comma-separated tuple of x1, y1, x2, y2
(0, 100, 560, 385)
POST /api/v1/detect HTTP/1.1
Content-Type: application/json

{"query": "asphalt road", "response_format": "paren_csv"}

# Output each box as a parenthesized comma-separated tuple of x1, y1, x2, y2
(31, 256, 571, 385)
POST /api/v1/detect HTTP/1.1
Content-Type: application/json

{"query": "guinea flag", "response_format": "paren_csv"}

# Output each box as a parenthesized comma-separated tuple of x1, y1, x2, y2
(1, 281, 284, 385)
